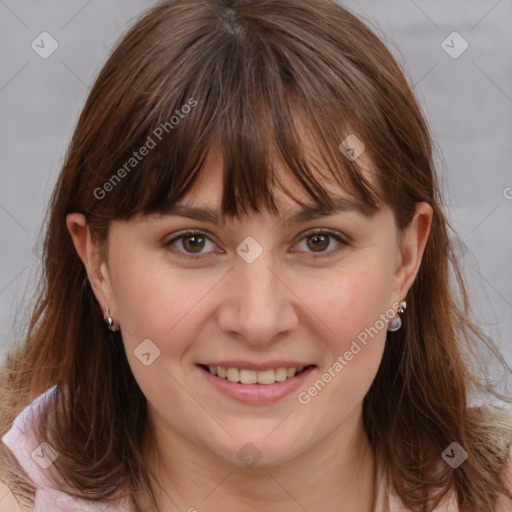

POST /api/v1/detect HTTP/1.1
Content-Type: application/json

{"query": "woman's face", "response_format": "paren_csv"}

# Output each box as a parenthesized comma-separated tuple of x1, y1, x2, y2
(75, 146, 431, 469)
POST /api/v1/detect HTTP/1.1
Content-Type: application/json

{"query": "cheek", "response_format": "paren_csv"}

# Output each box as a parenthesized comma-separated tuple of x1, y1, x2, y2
(108, 252, 203, 350)
(295, 249, 397, 418)
(108, 254, 214, 406)
(305, 253, 396, 357)
(295, 274, 392, 428)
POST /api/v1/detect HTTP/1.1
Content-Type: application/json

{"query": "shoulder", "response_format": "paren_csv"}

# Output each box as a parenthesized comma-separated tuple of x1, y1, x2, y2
(1, 385, 135, 512)
(0, 386, 58, 509)
(387, 405, 512, 511)
(473, 405, 512, 511)
(0, 479, 24, 512)
(496, 438, 512, 511)
(471, 404, 512, 460)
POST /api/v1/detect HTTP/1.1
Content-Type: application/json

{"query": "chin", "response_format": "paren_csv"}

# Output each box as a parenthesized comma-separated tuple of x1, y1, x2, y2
(217, 435, 306, 469)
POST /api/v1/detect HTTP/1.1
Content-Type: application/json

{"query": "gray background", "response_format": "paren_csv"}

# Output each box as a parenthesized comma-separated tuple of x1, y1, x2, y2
(1, 1, 511, 389)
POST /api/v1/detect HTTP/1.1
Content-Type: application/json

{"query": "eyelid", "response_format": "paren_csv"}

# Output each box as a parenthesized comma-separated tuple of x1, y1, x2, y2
(164, 228, 216, 243)
(297, 227, 348, 244)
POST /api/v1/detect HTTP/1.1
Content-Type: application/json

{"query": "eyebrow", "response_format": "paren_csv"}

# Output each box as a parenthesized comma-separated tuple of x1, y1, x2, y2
(162, 196, 375, 225)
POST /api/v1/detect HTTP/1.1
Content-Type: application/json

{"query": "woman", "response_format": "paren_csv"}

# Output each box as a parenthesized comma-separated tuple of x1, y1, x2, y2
(1, 0, 511, 510)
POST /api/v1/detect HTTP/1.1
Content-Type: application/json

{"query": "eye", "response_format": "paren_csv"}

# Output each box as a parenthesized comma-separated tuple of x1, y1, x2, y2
(292, 228, 347, 258)
(164, 228, 347, 260)
(164, 229, 219, 260)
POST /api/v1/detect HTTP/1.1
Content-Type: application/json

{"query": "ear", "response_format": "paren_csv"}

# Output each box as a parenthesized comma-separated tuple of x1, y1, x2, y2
(65, 213, 117, 320)
(391, 202, 433, 304)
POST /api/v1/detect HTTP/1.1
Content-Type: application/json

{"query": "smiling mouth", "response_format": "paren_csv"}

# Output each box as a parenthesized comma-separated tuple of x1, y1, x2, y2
(198, 364, 315, 385)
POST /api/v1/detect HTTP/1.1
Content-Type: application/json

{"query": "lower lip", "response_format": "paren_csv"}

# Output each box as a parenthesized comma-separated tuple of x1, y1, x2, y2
(197, 365, 316, 404)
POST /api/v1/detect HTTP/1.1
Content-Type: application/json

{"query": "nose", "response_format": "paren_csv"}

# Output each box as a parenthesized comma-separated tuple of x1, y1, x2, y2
(216, 250, 299, 346)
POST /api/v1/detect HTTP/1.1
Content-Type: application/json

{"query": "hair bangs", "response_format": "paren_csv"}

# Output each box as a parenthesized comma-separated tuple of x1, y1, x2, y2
(87, 13, 383, 226)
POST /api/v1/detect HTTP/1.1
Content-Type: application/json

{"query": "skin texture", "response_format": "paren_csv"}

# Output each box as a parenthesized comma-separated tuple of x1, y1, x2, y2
(66, 146, 433, 512)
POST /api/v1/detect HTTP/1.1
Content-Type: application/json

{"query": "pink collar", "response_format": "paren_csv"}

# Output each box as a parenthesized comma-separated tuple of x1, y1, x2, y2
(1, 386, 133, 511)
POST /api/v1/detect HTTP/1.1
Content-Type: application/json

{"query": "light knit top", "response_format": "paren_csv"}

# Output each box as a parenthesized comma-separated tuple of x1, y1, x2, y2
(1, 386, 512, 511)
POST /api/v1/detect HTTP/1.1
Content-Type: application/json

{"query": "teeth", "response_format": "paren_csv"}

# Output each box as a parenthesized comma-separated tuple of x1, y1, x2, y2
(239, 369, 257, 384)
(275, 367, 288, 381)
(286, 368, 296, 378)
(257, 369, 275, 385)
(207, 366, 307, 385)
(226, 368, 239, 382)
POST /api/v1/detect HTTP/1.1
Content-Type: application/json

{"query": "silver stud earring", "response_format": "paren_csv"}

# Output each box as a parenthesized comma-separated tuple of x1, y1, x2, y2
(105, 308, 119, 332)
(388, 300, 406, 332)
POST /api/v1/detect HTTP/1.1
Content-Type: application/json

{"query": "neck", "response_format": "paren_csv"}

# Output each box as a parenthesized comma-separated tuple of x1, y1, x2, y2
(143, 406, 376, 512)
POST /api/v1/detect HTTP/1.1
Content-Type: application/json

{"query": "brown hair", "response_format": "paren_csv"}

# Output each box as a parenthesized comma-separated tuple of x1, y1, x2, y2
(1, 0, 511, 510)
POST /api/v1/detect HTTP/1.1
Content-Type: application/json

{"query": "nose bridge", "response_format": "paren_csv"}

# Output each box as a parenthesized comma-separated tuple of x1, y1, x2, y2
(240, 251, 279, 310)
(219, 245, 297, 344)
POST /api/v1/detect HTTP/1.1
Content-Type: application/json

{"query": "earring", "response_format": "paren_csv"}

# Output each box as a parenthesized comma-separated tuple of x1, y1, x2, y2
(105, 307, 119, 332)
(388, 300, 406, 332)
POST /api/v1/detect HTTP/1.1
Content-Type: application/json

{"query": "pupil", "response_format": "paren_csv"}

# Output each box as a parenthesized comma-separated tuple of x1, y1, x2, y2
(309, 234, 328, 252)
(184, 235, 204, 252)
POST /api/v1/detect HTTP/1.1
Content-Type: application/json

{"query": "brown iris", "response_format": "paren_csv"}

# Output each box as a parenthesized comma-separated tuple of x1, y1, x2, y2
(307, 234, 329, 252)
(181, 234, 206, 253)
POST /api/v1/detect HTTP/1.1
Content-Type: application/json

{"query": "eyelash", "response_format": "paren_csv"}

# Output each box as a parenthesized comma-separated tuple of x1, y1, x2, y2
(163, 228, 348, 261)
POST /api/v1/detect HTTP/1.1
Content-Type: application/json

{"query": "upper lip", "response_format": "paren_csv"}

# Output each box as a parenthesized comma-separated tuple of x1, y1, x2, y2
(198, 361, 315, 371)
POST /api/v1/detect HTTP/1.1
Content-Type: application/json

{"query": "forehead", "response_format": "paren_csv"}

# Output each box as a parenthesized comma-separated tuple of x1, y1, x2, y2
(161, 143, 379, 225)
